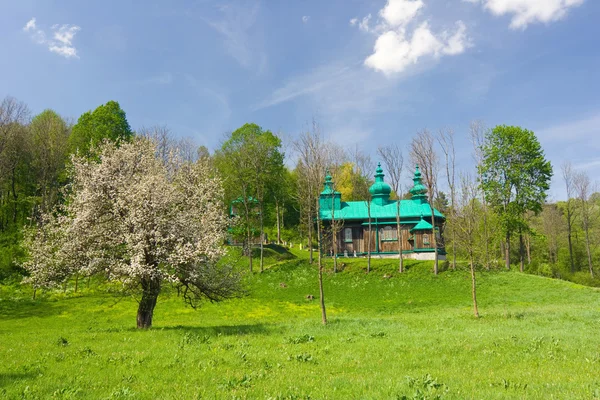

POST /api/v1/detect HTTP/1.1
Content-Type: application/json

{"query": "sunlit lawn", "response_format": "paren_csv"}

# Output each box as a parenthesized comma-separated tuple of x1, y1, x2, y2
(1, 247, 600, 399)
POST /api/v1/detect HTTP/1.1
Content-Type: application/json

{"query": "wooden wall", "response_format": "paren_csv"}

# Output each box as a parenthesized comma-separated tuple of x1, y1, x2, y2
(332, 222, 444, 254)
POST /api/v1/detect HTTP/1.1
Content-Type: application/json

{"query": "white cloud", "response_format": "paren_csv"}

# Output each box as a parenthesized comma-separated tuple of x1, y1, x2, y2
(23, 18, 36, 32)
(302, 15, 310, 23)
(49, 24, 81, 58)
(466, 0, 585, 29)
(380, 0, 424, 27)
(23, 18, 81, 58)
(354, 1, 471, 75)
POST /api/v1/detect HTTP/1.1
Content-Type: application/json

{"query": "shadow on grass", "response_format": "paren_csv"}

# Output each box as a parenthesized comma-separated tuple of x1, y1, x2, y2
(0, 298, 69, 320)
(154, 323, 272, 336)
(0, 372, 37, 387)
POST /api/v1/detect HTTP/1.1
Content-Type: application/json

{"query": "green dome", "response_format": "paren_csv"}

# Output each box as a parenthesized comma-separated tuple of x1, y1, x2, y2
(409, 165, 427, 199)
(369, 163, 391, 199)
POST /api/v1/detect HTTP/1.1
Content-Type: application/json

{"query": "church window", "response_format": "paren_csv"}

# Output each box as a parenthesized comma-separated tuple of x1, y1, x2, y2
(423, 233, 430, 246)
(344, 228, 353, 242)
(381, 226, 397, 241)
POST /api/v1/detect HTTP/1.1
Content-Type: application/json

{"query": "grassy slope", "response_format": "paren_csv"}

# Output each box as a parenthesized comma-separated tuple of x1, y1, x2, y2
(1, 247, 600, 399)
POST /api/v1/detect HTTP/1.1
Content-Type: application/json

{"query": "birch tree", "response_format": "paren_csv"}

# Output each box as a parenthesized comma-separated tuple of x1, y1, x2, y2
(455, 173, 480, 317)
(377, 144, 405, 272)
(410, 129, 440, 274)
(561, 162, 576, 273)
(437, 128, 456, 269)
(23, 138, 241, 329)
(574, 171, 595, 278)
(351, 147, 374, 273)
(293, 122, 328, 324)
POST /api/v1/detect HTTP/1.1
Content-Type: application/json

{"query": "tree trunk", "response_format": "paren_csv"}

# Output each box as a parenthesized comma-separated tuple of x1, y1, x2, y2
(397, 201, 403, 273)
(482, 201, 490, 270)
(526, 234, 531, 265)
(566, 205, 575, 273)
(367, 202, 372, 274)
(505, 232, 511, 270)
(519, 230, 524, 273)
(332, 197, 338, 273)
(431, 209, 438, 275)
(74, 274, 79, 293)
(308, 203, 313, 264)
(276, 200, 281, 244)
(259, 202, 264, 273)
(137, 277, 161, 329)
(11, 167, 18, 224)
(452, 230, 456, 271)
(316, 199, 327, 325)
(584, 226, 594, 278)
(470, 255, 479, 318)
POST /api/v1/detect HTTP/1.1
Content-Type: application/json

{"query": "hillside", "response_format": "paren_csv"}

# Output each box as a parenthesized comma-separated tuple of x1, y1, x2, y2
(1, 247, 600, 399)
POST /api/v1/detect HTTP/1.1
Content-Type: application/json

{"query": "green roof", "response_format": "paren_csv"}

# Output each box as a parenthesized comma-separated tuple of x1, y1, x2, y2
(410, 217, 433, 232)
(319, 199, 444, 221)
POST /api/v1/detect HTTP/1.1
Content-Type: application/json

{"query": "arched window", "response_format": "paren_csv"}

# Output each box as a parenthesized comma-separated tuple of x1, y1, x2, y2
(344, 227, 353, 242)
(423, 233, 430, 246)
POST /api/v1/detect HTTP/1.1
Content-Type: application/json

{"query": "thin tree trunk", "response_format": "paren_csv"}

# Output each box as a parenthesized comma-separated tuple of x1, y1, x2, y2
(519, 230, 524, 273)
(137, 277, 161, 329)
(431, 209, 438, 275)
(584, 226, 594, 278)
(74, 274, 79, 293)
(566, 204, 575, 273)
(259, 202, 264, 273)
(470, 255, 479, 318)
(526, 234, 531, 265)
(276, 200, 281, 244)
(505, 232, 511, 270)
(243, 199, 253, 272)
(308, 204, 313, 264)
(332, 197, 338, 273)
(316, 199, 327, 325)
(452, 230, 456, 270)
(397, 201, 403, 273)
(367, 202, 372, 273)
(11, 167, 18, 224)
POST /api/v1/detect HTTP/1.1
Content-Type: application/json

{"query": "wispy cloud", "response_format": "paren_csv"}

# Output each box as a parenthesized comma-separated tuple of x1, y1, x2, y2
(352, 0, 471, 76)
(537, 111, 600, 143)
(23, 17, 81, 58)
(464, 0, 586, 29)
(302, 16, 310, 23)
(202, 2, 265, 72)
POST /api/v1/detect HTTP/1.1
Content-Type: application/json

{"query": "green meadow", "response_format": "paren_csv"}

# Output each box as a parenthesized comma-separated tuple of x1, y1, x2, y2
(1, 247, 600, 399)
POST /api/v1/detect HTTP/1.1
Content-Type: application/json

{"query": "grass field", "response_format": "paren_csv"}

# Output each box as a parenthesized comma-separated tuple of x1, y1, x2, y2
(1, 246, 600, 399)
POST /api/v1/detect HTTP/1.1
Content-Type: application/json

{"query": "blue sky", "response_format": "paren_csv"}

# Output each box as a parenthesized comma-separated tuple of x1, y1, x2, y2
(2, 0, 599, 199)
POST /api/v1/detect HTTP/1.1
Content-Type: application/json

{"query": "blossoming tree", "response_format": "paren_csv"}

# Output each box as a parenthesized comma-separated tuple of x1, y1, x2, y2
(23, 138, 241, 328)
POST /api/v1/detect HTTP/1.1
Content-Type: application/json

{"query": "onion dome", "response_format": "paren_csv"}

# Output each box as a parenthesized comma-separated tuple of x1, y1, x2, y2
(320, 171, 338, 196)
(369, 163, 391, 205)
(409, 165, 427, 201)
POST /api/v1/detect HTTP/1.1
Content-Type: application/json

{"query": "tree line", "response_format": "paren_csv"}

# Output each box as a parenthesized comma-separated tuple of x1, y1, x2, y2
(2, 94, 599, 326)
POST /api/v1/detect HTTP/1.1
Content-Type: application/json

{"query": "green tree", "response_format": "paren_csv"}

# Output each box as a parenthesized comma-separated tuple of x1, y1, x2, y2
(69, 100, 132, 156)
(29, 110, 70, 214)
(215, 123, 285, 272)
(479, 125, 553, 271)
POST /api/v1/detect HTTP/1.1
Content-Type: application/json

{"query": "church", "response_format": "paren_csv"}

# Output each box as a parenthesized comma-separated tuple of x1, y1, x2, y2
(318, 164, 446, 260)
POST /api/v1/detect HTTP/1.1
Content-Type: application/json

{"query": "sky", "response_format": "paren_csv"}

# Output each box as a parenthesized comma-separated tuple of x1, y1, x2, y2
(2, 0, 599, 200)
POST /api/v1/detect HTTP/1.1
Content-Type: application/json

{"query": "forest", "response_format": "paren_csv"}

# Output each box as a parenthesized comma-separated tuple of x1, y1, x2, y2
(1, 95, 598, 288)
